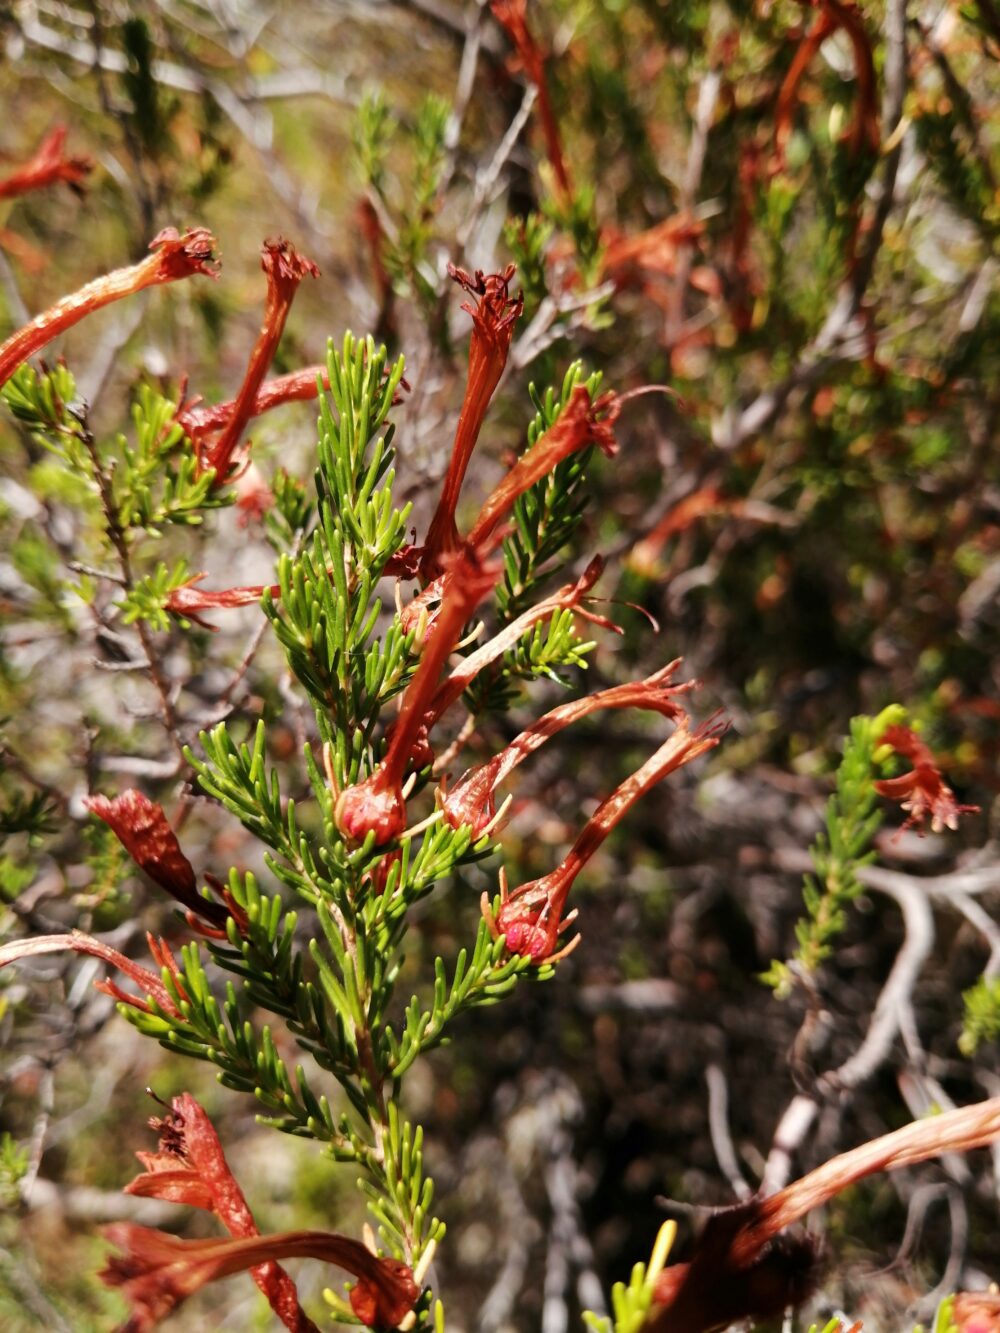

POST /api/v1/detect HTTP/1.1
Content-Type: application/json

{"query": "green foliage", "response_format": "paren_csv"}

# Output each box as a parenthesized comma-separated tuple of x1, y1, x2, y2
(959, 975, 1000, 1056)
(763, 704, 906, 995)
(583, 1221, 676, 1333)
(118, 559, 192, 631)
(0, 1133, 28, 1208)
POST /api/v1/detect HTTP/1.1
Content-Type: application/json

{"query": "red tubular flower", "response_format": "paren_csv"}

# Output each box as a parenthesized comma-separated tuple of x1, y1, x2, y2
(335, 545, 501, 845)
(0, 125, 94, 200)
(490, 0, 572, 203)
(233, 461, 276, 524)
(0, 931, 184, 1017)
(124, 1093, 319, 1333)
(420, 264, 523, 581)
(100, 1225, 419, 1332)
(177, 364, 332, 438)
(0, 227, 219, 388)
(466, 386, 619, 550)
(164, 573, 279, 631)
(484, 713, 725, 962)
(199, 238, 319, 484)
(443, 662, 696, 838)
(873, 724, 979, 834)
(84, 790, 232, 930)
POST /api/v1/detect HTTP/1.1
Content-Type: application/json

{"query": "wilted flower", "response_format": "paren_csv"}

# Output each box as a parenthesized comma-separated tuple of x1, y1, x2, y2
(421, 264, 523, 581)
(0, 227, 219, 388)
(335, 545, 500, 845)
(465, 385, 619, 550)
(484, 713, 725, 962)
(100, 1224, 418, 1332)
(444, 662, 697, 838)
(0, 931, 185, 1018)
(177, 365, 331, 439)
(647, 1096, 1000, 1333)
(0, 125, 93, 200)
(199, 237, 319, 483)
(164, 573, 278, 631)
(123, 1093, 318, 1332)
(873, 724, 979, 834)
(490, 0, 572, 202)
(84, 789, 233, 930)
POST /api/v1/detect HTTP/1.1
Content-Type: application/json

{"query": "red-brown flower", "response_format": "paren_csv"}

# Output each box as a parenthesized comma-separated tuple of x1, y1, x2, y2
(873, 724, 979, 834)
(466, 385, 619, 550)
(84, 790, 233, 930)
(177, 364, 331, 438)
(0, 228, 219, 389)
(123, 1093, 318, 1333)
(444, 662, 696, 838)
(100, 1225, 419, 1332)
(420, 264, 523, 581)
(198, 238, 319, 483)
(164, 573, 279, 631)
(490, 0, 572, 203)
(484, 713, 725, 962)
(0, 931, 185, 1018)
(335, 545, 501, 845)
(0, 125, 94, 200)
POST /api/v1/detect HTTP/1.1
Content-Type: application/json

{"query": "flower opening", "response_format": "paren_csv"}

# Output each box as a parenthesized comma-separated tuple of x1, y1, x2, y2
(873, 724, 979, 834)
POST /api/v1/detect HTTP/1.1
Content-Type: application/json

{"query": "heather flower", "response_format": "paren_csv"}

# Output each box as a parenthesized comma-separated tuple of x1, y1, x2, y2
(124, 1093, 318, 1333)
(425, 555, 612, 732)
(484, 713, 725, 962)
(420, 264, 523, 581)
(84, 789, 233, 930)
(647, 1095, 1000, 1333)
(164, 573, 279, 631)
(444, 662, 697, 838)
(199, 238, 319, 483)
(0, 125, 94, 200)
(0, 227, 219, 388)
(177, 364, 332, 438)
(490, 0, 572, 203)
(100, 1224, 418, 1332)
(873, 724, 979, 834)
(335, 545, 500, 845)
(465, 385, 619, 550)
(0, 931, 184, 1018)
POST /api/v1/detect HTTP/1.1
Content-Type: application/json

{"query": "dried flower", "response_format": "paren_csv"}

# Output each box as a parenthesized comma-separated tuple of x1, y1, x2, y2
(177, 365, 331, 439)
(0, 228, 219, 389)
(647, 1096, 1000, 1333)
(484, 713, 725, 962)
(873, 724, 979, 834)
(420, 265, 523, 580)
(490, 0, 572, 202)
(124, 1093, 318, 1333)
(425, 555, 614, 731)
(466, 385, 619, 550)
(0, 125, 94, 200)
(84, 790, 231, 929)
(0, 931, 184, 1018)
(335, 545, 500, 845)
(100, 1224, 418, 1332)
(164, 573, 278, 631)
(199, 238, 319, 483)
(444, 662, 696, 838)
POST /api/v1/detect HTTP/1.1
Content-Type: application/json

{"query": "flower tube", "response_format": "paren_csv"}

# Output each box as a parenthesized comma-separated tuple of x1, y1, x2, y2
(199, 237, 319, 483)
(484, 713, 725, 962)
(0, 227, 219, 388)
(420, 264, 523, 581)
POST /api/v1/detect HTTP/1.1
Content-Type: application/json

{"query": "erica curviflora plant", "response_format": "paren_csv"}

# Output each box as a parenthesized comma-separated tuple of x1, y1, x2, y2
(0, 231, 728, 1329)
